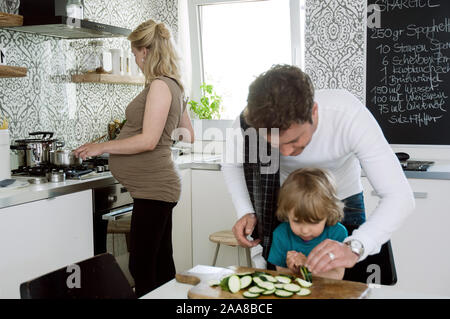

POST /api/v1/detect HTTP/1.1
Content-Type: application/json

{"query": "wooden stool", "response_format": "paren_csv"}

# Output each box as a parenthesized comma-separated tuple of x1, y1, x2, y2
(209, 230, 252, 267)
(107, 219, 131, 252)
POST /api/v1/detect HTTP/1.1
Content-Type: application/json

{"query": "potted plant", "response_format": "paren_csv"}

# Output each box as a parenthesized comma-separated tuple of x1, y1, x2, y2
(188, 83, 222, 120)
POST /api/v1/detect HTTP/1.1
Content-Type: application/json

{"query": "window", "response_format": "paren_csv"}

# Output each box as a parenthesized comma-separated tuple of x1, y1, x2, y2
(188, 0, 305, 120)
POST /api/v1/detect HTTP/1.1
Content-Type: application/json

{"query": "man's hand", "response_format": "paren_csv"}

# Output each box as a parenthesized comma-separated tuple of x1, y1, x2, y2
(286, 251, 306, 275)
(305, 239, 359, 275)
(232, 213, 261, 248)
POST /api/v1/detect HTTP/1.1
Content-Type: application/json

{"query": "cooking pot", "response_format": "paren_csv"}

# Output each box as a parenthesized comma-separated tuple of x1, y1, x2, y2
(50, 149, 83, 167)
(10, 132, 64, 167)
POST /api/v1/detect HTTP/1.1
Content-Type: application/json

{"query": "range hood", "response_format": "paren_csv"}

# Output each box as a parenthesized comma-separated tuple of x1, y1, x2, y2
(5, 0, 131, 39)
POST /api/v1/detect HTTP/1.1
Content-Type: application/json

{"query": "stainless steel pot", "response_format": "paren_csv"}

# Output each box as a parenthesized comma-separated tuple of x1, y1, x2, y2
(50, 150, 83, 167)
(10, 132, 64, 167)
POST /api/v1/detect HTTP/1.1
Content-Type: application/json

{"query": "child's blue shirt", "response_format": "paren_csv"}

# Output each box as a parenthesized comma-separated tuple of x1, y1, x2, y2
(268, 222, 348, 267)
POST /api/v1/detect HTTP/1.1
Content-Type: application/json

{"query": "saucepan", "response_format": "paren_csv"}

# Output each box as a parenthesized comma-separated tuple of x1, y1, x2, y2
(49, 149, 83, 167)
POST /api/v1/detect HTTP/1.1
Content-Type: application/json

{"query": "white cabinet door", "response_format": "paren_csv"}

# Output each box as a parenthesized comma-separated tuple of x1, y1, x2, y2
(0, 190, 93, 298)
(172, 169, 192, 273)
(362, 177, 450, 297)
(191, 170, 242, 268)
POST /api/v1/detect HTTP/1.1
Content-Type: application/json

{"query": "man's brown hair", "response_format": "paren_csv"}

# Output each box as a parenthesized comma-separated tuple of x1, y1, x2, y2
(244, 64, 315, 131)
(276, 168, 344, 226)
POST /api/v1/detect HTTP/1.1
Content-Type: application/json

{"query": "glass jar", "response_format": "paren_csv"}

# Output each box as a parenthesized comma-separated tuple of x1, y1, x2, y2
(81, 40, 104, 74)
(66, 0, 84, 20)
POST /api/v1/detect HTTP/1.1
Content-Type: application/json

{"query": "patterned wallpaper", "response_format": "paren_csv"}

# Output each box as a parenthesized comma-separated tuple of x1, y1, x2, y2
(0, 0, 178, 155)
(305, 0, 365, 102)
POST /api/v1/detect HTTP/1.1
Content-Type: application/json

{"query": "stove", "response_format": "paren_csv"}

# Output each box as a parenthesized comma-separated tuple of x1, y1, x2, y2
(11, 157, 111, 181)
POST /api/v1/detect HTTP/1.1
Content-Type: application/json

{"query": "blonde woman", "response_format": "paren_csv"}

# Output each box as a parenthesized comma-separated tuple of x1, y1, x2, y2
(74, 20, 194, 297)
(268, 168, 348, 280)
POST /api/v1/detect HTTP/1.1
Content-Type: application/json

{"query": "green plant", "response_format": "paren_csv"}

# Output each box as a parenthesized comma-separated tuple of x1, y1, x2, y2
(188, 83, 222, 120)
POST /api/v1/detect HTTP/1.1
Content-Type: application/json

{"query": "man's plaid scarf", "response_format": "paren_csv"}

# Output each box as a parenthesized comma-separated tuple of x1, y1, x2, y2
(240, 112, 281, 260)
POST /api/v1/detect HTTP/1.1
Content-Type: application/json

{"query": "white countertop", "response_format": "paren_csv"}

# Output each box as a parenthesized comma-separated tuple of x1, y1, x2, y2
(141, 265, 450, 299)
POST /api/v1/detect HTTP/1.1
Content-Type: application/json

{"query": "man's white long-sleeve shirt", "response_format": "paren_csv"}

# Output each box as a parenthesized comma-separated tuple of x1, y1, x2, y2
(221, 89, 415, 261)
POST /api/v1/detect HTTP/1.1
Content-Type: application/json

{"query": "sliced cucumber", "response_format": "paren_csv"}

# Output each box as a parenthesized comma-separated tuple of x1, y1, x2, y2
(262, 288, 276, 295)
(300, 266, 313, 283)
(243, 291, 260, 298)
(248, 286, 265, 294)
(257, 281, 275, 291)
(208, 279, 221, 287)
(274, 283, 285, 289)
(283, 283, 301, 292)
(253, 276, 264, 286)
(227, 275, 241, 294)
(240, 275, 253, 289)
(296, 288, 311, 296)
(236, 271, 255, 277)
(296, 277, 313, 288)
(261, 274, 278, 283)
(275, 275, 292, 284)
(275, 289, 294, 298)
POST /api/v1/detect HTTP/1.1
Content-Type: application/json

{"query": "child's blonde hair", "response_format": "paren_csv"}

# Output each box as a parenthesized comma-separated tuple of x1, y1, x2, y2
(276, 168, 344, 226)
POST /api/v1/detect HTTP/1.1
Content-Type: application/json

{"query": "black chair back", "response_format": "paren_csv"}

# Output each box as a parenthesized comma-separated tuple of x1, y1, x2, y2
(342, 224, 397, 286)
(20, 253, 136, 299)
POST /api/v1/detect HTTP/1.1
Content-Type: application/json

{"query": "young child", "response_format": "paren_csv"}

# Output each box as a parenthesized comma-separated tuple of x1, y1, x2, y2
(268, 168, 348, 280)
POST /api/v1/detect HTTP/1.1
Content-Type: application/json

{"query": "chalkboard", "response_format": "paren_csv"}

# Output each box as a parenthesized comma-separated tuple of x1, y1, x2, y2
(366, 0, 450, 145)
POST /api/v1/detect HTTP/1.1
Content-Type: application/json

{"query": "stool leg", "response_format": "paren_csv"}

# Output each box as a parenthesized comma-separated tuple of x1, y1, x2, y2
(212, 243, 220, 266)
(245, 248, 252, 268)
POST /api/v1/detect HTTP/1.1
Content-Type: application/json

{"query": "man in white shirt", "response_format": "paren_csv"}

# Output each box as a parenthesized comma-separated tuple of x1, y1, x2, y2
(222, 64, 415, 276)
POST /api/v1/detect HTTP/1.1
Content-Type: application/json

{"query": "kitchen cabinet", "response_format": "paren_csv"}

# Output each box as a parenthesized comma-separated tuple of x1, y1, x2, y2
(361, 177, 450, 297)
(172, 169, 193, 272)
(0, 190, 93, 298)
(191, 169, 244, 268)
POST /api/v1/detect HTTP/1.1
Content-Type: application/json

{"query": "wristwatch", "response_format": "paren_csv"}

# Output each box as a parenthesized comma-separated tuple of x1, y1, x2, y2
(345, 239, 364, 257)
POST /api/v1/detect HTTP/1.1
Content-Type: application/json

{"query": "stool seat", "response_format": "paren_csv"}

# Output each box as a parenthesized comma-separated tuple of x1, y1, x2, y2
(107, 219, 131, 234)
(208, 230, 252, 268)
(209, 230, 239, 246)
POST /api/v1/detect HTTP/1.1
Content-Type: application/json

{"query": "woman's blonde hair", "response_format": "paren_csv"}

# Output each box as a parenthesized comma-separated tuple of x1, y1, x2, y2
(128, 19, 183, 90)
(276, 168, 344, 226)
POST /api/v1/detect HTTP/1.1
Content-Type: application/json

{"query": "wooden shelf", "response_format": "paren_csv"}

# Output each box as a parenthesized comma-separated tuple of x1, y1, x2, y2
(71, 73, 146, 85)
(0, 12, 23, 27)
(0, 65, 27, 78)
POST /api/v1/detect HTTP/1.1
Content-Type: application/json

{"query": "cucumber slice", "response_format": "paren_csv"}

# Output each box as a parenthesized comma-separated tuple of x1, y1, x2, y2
(248, 286, 265, 294)
(275, 289, 294, 298)
(240, 275, 253, 289)
(208, 279, 220, 287)
(257, 281, 275, 291)
(262, 288, 276, 295)
(227, 275, 241, 294)
(236, 271, 255, 277)
(243, 291, 260, 298)
(300, 266, 313, 282)
(274, 283, 285, 289)
(253, 276, 263, 286)
(296, 277, 313, 288)
(296, 288, 311, 296)
(261, 274, 278, 283)
(283, 283, 301, 292)
(275, 276, 292, 284)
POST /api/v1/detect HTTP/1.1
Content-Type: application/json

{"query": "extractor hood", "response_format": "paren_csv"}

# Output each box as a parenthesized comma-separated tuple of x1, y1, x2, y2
(4, 0, 131, 39)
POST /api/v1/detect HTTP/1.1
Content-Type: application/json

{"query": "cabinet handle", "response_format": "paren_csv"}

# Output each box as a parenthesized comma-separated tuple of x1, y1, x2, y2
(371, 191, 427, 199)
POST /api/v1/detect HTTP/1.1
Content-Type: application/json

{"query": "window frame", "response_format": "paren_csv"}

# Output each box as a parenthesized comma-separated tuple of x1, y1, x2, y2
(187, 0, 304, 113)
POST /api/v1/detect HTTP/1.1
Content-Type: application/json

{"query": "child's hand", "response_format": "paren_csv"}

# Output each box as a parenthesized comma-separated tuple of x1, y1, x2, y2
(286, 251, 307, 275)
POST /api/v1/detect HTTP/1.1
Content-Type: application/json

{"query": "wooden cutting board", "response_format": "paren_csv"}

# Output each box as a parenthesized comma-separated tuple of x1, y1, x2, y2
(175, 266, 371, 299)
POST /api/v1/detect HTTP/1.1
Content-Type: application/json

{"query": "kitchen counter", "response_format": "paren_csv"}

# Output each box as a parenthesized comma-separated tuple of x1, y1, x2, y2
(141, 265, 450, 299)
(0, 154, 222, 210)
